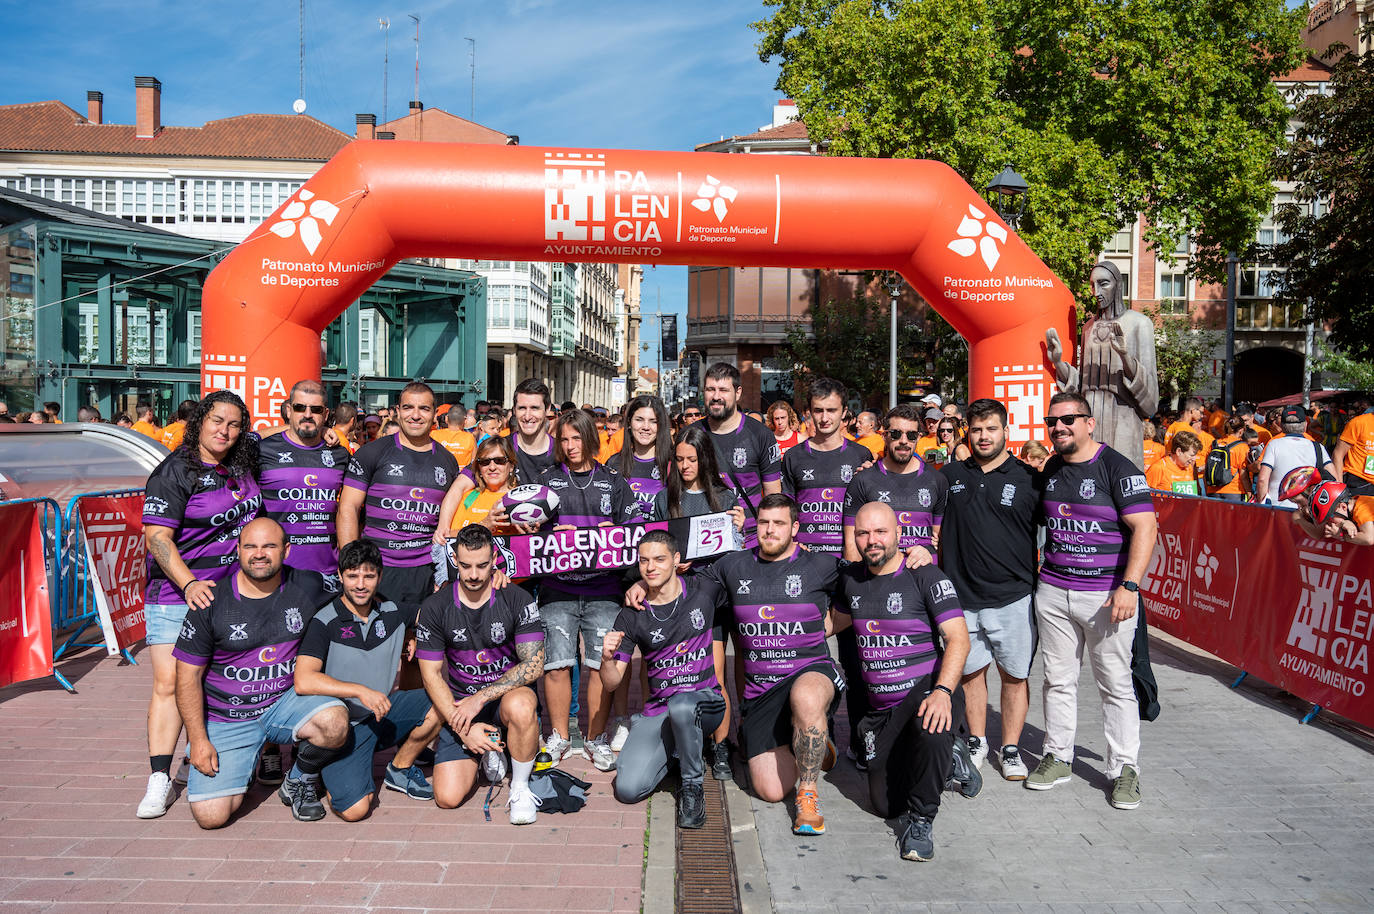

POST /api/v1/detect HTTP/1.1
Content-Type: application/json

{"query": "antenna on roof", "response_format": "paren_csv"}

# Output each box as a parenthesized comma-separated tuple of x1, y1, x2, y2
(293, 0, 307, 114)
(465, 37, 476, 119)
(408, 13, 420, 107)
(379, 18, 390, 125)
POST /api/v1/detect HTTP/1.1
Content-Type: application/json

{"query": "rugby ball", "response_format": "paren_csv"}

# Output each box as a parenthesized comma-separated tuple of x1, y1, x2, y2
(501, 484, 560, 526)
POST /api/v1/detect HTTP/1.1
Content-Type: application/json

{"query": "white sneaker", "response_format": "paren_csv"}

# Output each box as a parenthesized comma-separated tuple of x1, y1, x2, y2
(508, 784, 541, 825)
(610, 719, 630, 753)
(588, 735, 617, 771)
(967, 736, 988, 770)
(173, 757, 191, 786)
(1000, 745, 1029, 781)
(136, 771, 174, 819)
(543, 730, 571, 764)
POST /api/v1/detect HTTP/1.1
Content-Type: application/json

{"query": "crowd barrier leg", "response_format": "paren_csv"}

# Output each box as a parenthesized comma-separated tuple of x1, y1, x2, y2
(1300, 705, 1323, 725)
(1230, 671, 1249, 689)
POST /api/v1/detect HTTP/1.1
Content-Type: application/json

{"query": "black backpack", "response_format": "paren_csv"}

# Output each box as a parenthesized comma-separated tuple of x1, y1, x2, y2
(1203, 440, 1246, 488)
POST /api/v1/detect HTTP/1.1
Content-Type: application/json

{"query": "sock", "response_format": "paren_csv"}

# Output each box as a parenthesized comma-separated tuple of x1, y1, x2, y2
(511, 758, 534, 791)
(290, 740, 336, 780)
(150, 754, 173, 776)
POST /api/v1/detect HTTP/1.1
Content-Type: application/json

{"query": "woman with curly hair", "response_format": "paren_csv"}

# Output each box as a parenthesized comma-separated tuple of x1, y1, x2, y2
(136, 390, 262, 820)
(768, 400, 807, 456)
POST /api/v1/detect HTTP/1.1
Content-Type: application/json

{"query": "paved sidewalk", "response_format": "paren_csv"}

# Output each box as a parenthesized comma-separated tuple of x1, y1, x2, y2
(745, 632, 1374, 914)
(0, 648, 646, 914)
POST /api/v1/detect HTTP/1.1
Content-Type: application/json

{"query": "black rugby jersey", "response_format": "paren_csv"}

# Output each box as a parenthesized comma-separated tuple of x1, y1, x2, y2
(257, 433, 351, 575)
(343, 433, 461, 567)
(842, 459, 947, 551)
(539, 462, 644, 599)
(612, 576, 725, 716)
(143, 456, 262, 605)
(782, 438, 868, 555)
(609, 450, 667, 514)
(414, 583, 544, 698)
(1039, 444, 1153, 592)
(514, 434, 558, 488)
(693, 414, 782, 549)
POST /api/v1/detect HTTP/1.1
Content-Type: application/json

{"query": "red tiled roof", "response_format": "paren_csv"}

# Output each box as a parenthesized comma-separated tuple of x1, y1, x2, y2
(695, 118, 812, 151)
(0, 100, 352, 161)
(1278, 55, 1334, 81)
(378, 106, 511, 144)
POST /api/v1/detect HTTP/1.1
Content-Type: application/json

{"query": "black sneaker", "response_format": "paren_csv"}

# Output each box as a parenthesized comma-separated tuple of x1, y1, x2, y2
(897, 813, 935, 861)
(678, 782, 707, 829)
(256, 745, 284, 786)
(708, 739, 733, 781)
(278, 774, 326, 821)
(947, 736, 984, 799)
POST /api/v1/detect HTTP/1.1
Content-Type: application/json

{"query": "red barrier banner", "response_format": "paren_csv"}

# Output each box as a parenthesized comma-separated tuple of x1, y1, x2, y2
(1140, 494, 1374, 728)
(78, 494, 147, 653)
(0, 501, 54, 688)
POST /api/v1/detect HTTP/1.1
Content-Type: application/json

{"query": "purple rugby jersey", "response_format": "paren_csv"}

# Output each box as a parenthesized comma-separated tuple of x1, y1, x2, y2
(693, 415, 782, 549)
(172, 572, 317, 722)
(142, 455, 262, 605)
(538, 462, 644, 599)
(837, 563, 965, 711)
(611, 577, 726, 716)
(1039, 444, 1154, 592)
(257, 433, 351, 575)
(783, 438, 867, 555)
(343, 434, 461, 568)
(702, 546, 841, 701)
(414, 583, 544, 697)
(610, 450, 666, 513)
(842, 459, 948, 552)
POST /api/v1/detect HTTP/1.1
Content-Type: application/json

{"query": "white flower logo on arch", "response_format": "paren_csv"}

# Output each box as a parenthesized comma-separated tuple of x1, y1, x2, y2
(691, 175, 737, 222)
(947, 204, 1008, 271)
(267, 189, 340, 255)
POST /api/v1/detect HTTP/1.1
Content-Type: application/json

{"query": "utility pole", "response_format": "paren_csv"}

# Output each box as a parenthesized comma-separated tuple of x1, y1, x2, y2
(465, 37, 476, 119)
(1224, 253, 1237, 408)
(409, 14, 420, 105)
(379, 18, 390, 125)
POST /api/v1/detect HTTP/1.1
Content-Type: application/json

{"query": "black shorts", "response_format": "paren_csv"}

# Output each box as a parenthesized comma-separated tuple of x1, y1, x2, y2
(738, 661, 845, 759)
(381, 563, 435, 623)
(434, 700, 502, 765)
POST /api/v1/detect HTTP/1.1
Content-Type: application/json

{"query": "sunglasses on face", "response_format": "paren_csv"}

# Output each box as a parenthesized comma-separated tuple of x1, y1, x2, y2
(291, 403, 326, 415)
(1044, 413, 1091, 428)
(887, 429, 921, 441)
(476, 456, 510, 467)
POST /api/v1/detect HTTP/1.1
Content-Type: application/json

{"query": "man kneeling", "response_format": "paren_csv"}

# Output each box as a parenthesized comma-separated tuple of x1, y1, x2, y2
(831, 503, 973, 862)
(603, 531, 727, 828)
(174, 518, 349, 828)
(294, 539, 443, 820)
(416, 524, 546, 824)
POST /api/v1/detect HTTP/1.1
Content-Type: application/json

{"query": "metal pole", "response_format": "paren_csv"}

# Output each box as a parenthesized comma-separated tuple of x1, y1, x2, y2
(888, 273, 900, 410)
(1224, 253, 1237, 408)
(1302, 303, 1315, 410)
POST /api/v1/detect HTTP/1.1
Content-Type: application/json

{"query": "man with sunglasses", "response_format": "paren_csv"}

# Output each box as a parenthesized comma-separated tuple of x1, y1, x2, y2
(259, 380, 353, 578)
(1028, 392, 1155, 810)
(842, 403, 947, 563)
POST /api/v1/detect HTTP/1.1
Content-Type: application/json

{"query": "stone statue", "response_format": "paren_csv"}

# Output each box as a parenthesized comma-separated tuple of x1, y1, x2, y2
(1046, 261, 1159, 469)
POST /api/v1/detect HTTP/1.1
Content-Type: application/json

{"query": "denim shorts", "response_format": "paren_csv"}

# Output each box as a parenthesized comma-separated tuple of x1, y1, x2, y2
(186, 689, 345, 802)
(962, 594, 1038, 680)
(539, 596, 620, 671)
(144, 602, 189, 646)
(321, 689, 432, 811)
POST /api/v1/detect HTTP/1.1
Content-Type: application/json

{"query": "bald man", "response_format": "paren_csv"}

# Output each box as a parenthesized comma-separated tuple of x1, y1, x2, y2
(831, 502, 976, 862)
(173, 518, 349, 828)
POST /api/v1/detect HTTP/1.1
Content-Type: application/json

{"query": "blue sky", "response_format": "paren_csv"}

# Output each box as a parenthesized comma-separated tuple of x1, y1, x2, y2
(0, 0, 788, 369)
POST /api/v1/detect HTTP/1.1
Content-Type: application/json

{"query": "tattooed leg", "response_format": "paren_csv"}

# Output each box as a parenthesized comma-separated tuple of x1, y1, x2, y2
(793, 724, 827, 788)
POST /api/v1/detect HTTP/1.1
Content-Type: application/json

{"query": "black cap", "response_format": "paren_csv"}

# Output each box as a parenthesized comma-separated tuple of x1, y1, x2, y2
(1280, 405, 1306, 424)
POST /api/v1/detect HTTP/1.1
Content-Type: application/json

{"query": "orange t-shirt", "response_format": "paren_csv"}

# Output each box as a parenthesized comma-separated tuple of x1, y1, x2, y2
(1250, 423, 1272, 447)
(1165, 422, 1213, 470)
(160, 420, 186, 451)
(449, 486, 508, 534)
(1205, 409, 1228, 437)
(132, 419, 161, 441)
(597, 429, 623, 465)
(432, 428, 477, 467)
(857, 433, 885, 459)
(1350, 495, 1374, 529)
(332, 426, 358, 454)
(1146, 456, 1200, 495)
(1142, 439, 1164, 468)
(1205, 436, 1251, 497)
(915, 435, 940, 462)
(1339, 413, 1374, 484)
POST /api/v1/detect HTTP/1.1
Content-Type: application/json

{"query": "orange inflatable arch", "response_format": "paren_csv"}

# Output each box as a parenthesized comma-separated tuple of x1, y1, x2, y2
(201, 141, 1074, 446)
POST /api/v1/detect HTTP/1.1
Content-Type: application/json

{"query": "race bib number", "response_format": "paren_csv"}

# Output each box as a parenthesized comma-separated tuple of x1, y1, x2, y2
(1363, 454, 1373, 476)
(1171, 480, 1200, 495)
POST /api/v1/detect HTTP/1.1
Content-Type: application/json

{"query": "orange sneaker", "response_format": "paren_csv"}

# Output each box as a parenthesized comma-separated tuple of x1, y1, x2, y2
(793, 788, 825, 835)
(821, 737, 837, 772)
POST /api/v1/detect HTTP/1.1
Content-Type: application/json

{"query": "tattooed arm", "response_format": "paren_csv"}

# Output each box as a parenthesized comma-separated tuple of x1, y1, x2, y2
(448, 639, 546, 734)
(145, 524, 215, 609)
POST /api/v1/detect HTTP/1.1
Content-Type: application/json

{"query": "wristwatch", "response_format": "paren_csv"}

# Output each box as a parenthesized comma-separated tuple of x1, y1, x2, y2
(1121, 581, 1140, 593)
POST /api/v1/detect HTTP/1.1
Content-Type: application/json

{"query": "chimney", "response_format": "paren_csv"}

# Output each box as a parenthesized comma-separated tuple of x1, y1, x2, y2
(86, 91, 103, 125)
(355, 113, 376, 140)
(408, 100, 423, 112)
(772, 99, 798, 128)
(376, 131, 396, 140)
(134, 76, 161, 138)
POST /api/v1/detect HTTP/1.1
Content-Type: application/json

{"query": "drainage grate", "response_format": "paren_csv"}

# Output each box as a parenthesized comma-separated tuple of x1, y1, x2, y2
(675, 777, 742, 914)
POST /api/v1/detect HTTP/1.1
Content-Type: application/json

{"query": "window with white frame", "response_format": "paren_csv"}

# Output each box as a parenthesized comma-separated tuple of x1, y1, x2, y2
(78, 301, 100, 363)
(359, 309, 387, 376)
(1158, 272, 1188, 316)
(187, 310, 202, 361)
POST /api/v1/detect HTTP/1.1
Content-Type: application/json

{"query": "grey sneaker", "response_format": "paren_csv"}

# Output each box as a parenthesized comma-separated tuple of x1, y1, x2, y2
(1110, 765, 1141, 810)
(947, 735, 983, 798)
(897, 813, 935, 862)
(568, 719, 585, 751)
(1000, 745, 1029, 781)
(383, 763, 434, 800)
(543, 730, 572, 764)
(588, 735, 617, 772)
(1025, 753, 1072, 790)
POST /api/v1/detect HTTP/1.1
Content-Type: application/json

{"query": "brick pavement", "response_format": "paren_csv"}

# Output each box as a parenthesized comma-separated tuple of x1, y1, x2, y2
(0, 648, 646, 913)
(743, 632, 1374, 914)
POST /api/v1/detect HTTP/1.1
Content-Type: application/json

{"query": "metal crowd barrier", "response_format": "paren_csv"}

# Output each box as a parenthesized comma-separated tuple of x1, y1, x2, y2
(53, 489, 144, 689)
(1, 497, 67, 688)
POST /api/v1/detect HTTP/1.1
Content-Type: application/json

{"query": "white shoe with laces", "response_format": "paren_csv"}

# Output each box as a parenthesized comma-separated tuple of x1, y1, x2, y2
(136, 771, 173, 819)
(588, 735, 617, 771)
(967, 736, 988, 770)
(543, 730, 571, 764)
(610, 719, 630, 753)
(508, 784, 541, 825)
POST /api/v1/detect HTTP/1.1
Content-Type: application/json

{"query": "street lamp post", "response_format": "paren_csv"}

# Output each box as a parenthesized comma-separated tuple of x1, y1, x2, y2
(886, 272, 902, 410)
(985, 165, 1029, 232)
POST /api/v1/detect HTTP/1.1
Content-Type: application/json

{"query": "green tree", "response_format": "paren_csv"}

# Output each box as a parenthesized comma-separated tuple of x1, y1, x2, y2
(1314, 340, 1374, 392)
(1146, 305, 1220, 406)
(754, 0, 1306, 296)
(1273, 41, 1374, 365)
